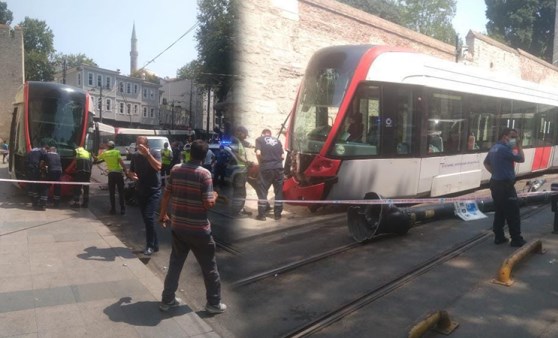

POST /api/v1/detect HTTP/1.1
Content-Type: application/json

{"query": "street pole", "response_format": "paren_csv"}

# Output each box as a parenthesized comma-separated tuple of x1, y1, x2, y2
(171, 102, 175, 130)
(99, 85, 103, 123)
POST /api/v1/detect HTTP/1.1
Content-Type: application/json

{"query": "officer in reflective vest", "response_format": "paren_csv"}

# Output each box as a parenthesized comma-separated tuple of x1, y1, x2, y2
(161, 142, 172, 186)
(72, 146, 92, 208)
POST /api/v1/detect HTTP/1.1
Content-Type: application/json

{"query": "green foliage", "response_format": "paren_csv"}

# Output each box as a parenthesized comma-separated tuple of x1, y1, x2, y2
(177, 59, 203, 79)
(337, 0, 458, 44)
(193, 0, 237, 101)
(19, 17, 55, 81)
(485, 0, 555, 62)
(0, 1, 13, 25)
(52, 53, 97, 69)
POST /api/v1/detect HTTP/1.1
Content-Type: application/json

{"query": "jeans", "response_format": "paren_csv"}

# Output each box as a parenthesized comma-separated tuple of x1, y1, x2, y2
(137, 189, 160, 249)
(162, 230, 221, 306)
(108, 172, 125, 211)
(490, 179, 522, 241)
(256, 168, 284, 217)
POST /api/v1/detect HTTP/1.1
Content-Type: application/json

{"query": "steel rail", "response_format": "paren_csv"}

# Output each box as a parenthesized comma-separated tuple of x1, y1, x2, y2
(281, 203, 548, 337)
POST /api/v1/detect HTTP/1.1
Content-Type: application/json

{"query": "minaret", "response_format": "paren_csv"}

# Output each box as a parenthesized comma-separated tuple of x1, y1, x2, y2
(130, 23, 138, 74)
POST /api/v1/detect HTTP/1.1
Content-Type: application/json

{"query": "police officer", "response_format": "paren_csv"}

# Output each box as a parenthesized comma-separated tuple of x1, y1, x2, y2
(25, 145, 47, 209)
(161, 142, 172, 186)
(483, 128, 526, 247)
(44, 146, 63, 207)
(96, 141, 127, 215)
(255, 129, 284, 221)
(72, 145, 93, 208)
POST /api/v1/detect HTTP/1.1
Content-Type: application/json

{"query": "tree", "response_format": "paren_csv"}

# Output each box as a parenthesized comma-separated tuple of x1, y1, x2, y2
(177, 59, 203, 79)
(19, 17, 55, 81)
(337, 0, 458, 44)
(0, 1, 13, 25)
(398, 0, 457, 44)
(485, 0, 555, 62)
(52, 52, 97, 69)
(194, 0, 237, 102)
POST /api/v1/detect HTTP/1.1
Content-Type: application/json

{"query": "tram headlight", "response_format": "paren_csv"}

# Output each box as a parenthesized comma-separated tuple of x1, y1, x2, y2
(334, 144, 345, 155)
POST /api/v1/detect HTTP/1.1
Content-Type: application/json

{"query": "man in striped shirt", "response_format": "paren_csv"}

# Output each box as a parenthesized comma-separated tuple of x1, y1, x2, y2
(158, 139, 226, 314)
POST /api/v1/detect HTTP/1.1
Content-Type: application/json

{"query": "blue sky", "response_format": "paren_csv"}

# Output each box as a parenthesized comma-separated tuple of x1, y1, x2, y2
(4, 0, 486, 78)
(4, 0, 198, 79)
(453, 0, 488, 38)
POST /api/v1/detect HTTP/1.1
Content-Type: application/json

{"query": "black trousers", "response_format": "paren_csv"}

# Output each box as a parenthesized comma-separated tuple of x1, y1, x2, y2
(256, 168, 284, 217)
(73, 171, 91, 204)
(108, 171, 125, 210)
(490, 179, 522, 241)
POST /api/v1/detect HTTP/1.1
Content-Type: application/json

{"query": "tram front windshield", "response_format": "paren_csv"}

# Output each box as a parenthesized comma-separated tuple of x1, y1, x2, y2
(291, 46, 370, 153)
(28, 86, 86, 158)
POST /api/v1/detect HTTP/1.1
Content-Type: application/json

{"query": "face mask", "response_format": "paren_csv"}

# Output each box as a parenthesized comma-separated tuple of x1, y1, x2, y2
(508, 138, 517, 147)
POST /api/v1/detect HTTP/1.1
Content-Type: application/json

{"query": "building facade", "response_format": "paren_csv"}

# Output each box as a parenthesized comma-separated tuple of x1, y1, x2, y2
(159, 78, 205, 130)
(54, 65, 161, 128)
(0, 24, 24, 141)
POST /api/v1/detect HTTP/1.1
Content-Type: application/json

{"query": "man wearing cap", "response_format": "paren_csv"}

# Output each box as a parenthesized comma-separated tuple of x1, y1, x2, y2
(255, 129, 284, 221)
(96, 141, 128, 215)
(230, 126, 252, 217)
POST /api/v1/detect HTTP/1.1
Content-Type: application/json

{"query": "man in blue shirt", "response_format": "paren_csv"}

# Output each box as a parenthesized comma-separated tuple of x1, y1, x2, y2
(483, 128, 525, 247)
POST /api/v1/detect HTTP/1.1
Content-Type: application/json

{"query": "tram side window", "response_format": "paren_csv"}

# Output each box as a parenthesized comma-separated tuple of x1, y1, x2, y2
(428, 91, 463, 154)
(330, 85, 380, 157)
(469, 95, 499, 151)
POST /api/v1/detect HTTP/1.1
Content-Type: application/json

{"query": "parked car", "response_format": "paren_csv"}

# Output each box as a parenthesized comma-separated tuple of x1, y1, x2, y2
(125, 136, 169, 160)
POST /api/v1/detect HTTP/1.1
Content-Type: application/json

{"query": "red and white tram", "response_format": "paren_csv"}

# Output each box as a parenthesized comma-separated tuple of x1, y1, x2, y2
(283, 45, 558, 202)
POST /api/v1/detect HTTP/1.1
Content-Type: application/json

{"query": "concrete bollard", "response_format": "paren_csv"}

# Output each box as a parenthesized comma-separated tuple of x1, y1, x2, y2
(493, 240, 544, 286)
(408, 310, 459, 338)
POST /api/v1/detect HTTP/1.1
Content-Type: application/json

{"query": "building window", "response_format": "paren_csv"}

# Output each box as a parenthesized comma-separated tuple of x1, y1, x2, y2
(77, 73, 81, 86)
(143, 88, 147, 98)
(150, 90, 154, 99)
(97, 97, 102, 111)
(105, 77, 111, 89)
(143, 107, 147, 117)
(150, 108, 154, 118)
(126, 83, 131, 94)
(134, 84, 138, 94)
(97, 75, 102, 87)
(133, 104, 138, 115)
(106, 99, 111, 111)
(119, 82, 124, 93)
(127, 104, 131, 115)
(88, 73, 93, 86)
(119, 103, 124, 114)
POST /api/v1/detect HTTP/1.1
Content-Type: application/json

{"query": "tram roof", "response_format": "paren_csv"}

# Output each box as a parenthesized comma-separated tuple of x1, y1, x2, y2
(367, 51, 558, 106)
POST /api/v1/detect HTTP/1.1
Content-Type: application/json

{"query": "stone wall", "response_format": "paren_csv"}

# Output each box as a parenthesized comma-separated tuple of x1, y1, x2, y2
(236, 0, 558, 144)
(0, 24, 24, 142)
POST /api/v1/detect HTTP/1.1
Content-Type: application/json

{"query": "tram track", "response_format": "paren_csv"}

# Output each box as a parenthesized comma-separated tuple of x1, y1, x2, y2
(280, 201, 549, 337)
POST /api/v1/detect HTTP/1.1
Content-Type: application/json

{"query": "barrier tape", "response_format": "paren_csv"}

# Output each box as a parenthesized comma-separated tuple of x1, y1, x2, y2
(0, 178, 94, 185)
(236, 190, 558, 205)
(1, 177, 556, 205)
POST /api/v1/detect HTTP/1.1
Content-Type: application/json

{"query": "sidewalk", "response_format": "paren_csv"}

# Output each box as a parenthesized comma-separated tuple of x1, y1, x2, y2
(0, 175, 220, 337)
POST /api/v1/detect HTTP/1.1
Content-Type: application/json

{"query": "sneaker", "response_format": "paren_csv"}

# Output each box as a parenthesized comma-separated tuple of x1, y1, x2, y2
(159, 298, 181, 312)
(274, 214, 282, 221)
(143, 247, 154, 256)
(494, 237, 509, 245)
(205, 302, 227, 314)
(255, 215, 266, 221)
(510, 239, 527, 247)
(240, 209, 253, 216)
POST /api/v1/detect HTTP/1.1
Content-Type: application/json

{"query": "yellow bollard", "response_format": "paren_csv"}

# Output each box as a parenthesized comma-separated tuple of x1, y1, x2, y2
(493, 240, 544, 286)
(408, 310, 459, 338)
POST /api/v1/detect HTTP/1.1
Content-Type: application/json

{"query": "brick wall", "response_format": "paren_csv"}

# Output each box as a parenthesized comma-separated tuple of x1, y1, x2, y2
(0, 24, 24, 142)
(236, 0, 558, 144)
